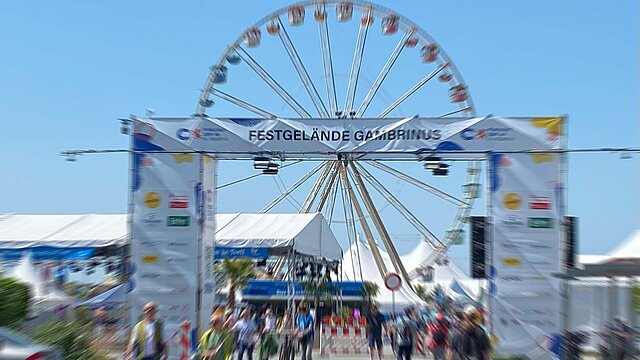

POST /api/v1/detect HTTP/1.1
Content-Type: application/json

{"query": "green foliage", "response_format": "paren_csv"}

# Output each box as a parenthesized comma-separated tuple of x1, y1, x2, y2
(414, 284, 435, 303)
(302, 275, 335, 319)
(361, 281, 379, 302)
(339, 306, 352, 319)
(219, 258, 256, 309)
(0, 277, 31, 327)
(633, 286, 640, 313)
(33, 321, 108, 360)
(74, 306, 93, 327)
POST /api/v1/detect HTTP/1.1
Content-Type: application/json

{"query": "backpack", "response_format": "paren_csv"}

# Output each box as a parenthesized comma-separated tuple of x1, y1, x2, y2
(432, 324, 446, 345)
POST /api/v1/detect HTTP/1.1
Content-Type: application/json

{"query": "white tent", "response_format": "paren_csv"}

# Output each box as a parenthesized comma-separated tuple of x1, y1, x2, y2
(214, 213, 343, 260)
(9, 253, 72, 308)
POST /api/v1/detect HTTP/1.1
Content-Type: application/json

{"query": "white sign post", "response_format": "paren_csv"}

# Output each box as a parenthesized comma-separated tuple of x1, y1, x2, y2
(384, 273, 402, 315)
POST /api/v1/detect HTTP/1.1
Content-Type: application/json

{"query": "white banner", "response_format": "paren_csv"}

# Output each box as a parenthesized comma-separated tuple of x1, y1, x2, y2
(133, 116, 562, 159)
(489, 151, 565, 359)
(130, 151, 201, 358)
(199, 155, 217, 332)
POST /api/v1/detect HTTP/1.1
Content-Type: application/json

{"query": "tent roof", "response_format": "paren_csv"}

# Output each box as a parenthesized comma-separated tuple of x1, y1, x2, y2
(0, 214, 127, 248)
(76, 284, 126, 308)
(0, 213, 342, 260)
(216, 213, 342, 260)
(607, 229, 640, 259)
(9, 254, 71, 305)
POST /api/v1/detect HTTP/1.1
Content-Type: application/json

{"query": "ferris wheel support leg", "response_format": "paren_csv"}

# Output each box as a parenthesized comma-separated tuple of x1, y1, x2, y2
(299, 161, 334, 213)
(323, 173, 341, 226)
(352, 161, 444, 249)
(260, 162, 326, 213)
(339, 163, 389, 278)
(339, 173, 361, 280)
(355, 32, 409, 118)
(314, 162, 340, 212)
(347, 161, 414, 290)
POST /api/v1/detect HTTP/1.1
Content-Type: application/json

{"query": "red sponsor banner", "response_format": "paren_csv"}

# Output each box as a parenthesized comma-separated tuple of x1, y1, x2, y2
(169, 195, 189, 209)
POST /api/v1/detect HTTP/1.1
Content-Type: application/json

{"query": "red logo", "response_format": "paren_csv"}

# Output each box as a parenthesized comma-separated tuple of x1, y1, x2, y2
(168, 195, 189, 209)
(529, 195, 551, 210)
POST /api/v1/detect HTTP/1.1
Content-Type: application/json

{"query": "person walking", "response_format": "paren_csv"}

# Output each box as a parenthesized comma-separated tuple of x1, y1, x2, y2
(395, 308, 418, 360)
(196, 314, 233, 360)
(366, 305, 387, 360)
(611, 316, 633, 360)
(447, 308, 490, 360)
(126, 302, 167, 360)
(296, 304, 314, 360)
(259, 308, 278, 360)
(233, 309, 258, 360)
(427, 313, 449, 360)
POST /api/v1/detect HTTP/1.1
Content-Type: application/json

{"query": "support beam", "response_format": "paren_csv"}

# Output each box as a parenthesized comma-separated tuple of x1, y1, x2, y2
(353, 161, 444, 248)
(300, 162, 334, 213)
(348, 161, 414, 290)
(339, 163, 388, 278)
(260, 162, 325, 213)
(315, 161, 339, 212)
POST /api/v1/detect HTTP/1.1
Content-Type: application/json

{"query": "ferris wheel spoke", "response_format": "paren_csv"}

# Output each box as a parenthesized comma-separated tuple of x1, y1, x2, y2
(438, 106, 472, 118)
(324, 173, 341, 227)
(315, 162, 340, 212)
(275, 17, 329, 118)
(339, 175, 359, 280)
(344, 7, 373, 116)
(299, 161, 334, 213)
(339, 163, 389, 277)
(317, 6, 338, 117)
(366, 160, 469, 207)
(353, 161, 444, 248)
(378, 63, 448, 118)
(348, 161, 415, 289)
(355, 32, 409, 118)
(208, 88, 277, 119)
(235, 47, 311, 118)
(260, 162, 326, 213)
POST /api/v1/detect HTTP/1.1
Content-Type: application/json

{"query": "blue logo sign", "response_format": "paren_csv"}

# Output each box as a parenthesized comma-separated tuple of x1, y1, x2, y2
(177, 128, 190, 141)
(214, 247, 269, 259)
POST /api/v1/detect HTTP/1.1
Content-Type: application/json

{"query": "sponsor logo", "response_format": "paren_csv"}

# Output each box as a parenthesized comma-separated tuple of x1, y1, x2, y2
(500, 214, 525, 230)
(529, 244, 553, 250)
(141, 213, 162, 228)
(530, 261, 553, 267)
(501, 242, 523, 250)
(140, 273, 160, 279)
(141, 240, 161, 247)
(134, 122, 157, 141)
(167, 216, 190, 227)
(529, 153, 555, 164)
(461, 127, 514, 141)
(501, 276, 523, 282)
(168, 194, 189, 209)
(141, 156, 155, 166)
(173, 153, 194, 164)
(167, 258, 189, 264)
(499, 157, 512, 167)
(528, 217, 553, 229)
(142, 255, 159, 264)
(529, 195, 552, 210)
(167, 272, 185, 278)
(502, 192, 522, 210)
(168, 241, 189, 248)
(176, 127, 225, 141)
(144, 192, 161, 209)
(502, 258, 522, 266)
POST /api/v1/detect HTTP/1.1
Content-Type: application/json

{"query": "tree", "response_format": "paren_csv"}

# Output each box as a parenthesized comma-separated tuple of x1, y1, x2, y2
(361, 281, 380, 308)
(34, 321, 108, 360)
(220, 258, 255, 310)
(0, 277, 31, 327)
(302, 275, 334, 321)
(634, 286, 640, 313)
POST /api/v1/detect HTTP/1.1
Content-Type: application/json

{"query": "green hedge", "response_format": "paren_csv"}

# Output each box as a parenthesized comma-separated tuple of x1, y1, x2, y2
(33, 321, 108, 360)
(634, 286, 640, 313)
(0, 277, 31, 327)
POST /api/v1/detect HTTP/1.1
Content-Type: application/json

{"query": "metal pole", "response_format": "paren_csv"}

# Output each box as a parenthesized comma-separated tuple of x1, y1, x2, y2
(392, 290, 396, 316)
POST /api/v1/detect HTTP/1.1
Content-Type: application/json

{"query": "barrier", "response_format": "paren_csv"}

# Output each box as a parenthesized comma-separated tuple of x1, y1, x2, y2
(179, 321, 191, 360)
(320, 324, 369, 356)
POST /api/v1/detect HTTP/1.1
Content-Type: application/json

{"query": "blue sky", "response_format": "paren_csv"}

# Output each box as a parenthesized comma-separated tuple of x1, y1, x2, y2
(1, 1, 638, 273)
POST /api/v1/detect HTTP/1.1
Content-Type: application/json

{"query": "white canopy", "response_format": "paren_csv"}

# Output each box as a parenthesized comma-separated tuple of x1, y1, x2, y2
(9, 254, 72, 308)
(0, 214, 127, 248)
(216, 213, 343, 260)
(0, 213, 342, 260)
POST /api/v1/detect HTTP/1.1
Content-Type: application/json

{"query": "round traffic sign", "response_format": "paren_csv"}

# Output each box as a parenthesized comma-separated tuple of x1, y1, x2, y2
(384, 273, 402, 291)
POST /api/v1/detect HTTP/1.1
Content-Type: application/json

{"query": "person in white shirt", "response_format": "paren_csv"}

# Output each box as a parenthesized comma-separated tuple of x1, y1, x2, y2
(233, 309, 258, 360)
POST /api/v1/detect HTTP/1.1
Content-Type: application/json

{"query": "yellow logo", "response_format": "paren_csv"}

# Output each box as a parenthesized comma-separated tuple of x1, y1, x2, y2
(173, 153, 194, 164)
(142, 255, 159, 264)
(502, 192, 522, 210)
(529, 153, 555, 164)
(144, 192, 161, 209)
(531, 117, 563, 137)
(502, 258, 521, 266)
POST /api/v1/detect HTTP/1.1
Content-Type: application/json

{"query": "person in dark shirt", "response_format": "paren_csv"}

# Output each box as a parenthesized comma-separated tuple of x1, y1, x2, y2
(447, 310, 490, 360)
(366, 305, 387, 360)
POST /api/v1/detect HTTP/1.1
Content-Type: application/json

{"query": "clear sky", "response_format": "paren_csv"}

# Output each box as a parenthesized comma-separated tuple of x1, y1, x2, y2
(1, 1, 638, 274)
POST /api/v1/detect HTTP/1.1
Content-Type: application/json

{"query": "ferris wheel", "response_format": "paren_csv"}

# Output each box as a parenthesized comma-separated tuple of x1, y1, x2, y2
(196, 1, 482, 287)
